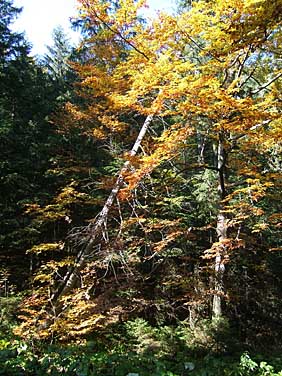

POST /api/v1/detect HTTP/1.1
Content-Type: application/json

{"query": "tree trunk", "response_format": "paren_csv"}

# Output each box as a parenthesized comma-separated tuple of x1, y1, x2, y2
(212, 137, 227, 319)
(50, 115, 153, 307)
(212, 213, 227, 318)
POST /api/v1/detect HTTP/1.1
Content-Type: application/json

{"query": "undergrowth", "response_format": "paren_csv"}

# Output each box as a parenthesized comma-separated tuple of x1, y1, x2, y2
(1, 305, 282, 376)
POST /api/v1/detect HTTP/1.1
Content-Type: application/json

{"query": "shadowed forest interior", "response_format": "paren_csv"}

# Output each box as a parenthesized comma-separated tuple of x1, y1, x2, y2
(0, 0, 282, 374)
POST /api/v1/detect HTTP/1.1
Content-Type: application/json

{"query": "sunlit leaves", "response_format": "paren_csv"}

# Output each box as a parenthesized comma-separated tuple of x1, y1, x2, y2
(27, 242, 64, 255)
(15, 0, 282, 340)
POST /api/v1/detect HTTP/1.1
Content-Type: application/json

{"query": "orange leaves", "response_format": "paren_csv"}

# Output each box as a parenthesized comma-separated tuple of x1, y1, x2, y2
(64, 102, 88, 121)
(97, 113, 128, 133)
(153, 230, 183, 254)
(268, 213, 282, 226)
(53, 292, 106, 340)
(74, 0, 282, 122)
(141, 218, 185, 253)
(61, 1, 282, 253)
(223, 179, 268, 228)
(92, 127, 107, 140)
(14, 291, 51, 340)
(79, 0, 111, 26)
(65, 0, 281, 266)
(203, 238, 246, 260)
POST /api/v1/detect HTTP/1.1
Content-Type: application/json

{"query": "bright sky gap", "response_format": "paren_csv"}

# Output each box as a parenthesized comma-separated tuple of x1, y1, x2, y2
(12, 0, 175, 56)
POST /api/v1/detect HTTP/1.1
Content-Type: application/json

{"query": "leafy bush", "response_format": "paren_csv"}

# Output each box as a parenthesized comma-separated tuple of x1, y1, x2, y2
(1, 310, 282, 376)
(0, 296, 22, 336)
(1, 339, 282, 376)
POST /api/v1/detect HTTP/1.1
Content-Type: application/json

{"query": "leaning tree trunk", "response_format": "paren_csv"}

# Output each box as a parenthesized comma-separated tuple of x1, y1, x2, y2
(212, 136, 227, 319)
(50, 115, 153, 307)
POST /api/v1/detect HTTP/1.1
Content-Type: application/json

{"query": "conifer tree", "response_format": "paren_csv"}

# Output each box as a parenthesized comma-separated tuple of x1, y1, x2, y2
(14, 0, 282, 348)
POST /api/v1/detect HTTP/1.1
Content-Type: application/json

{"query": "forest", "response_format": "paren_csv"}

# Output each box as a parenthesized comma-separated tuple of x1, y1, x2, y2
(0, 0, 282, 374)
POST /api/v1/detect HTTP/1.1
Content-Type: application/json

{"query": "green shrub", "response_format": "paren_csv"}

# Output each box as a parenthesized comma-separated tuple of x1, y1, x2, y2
(1, 341, 282, 376)
(0, 295, 22, 337)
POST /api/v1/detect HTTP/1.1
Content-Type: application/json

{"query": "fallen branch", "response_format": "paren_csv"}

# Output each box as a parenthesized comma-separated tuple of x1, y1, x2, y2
(50, 114, 153, 306)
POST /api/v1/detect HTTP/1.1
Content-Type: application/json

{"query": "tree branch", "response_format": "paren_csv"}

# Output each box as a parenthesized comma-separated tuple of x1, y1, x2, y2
(251, 72, 282, 95)
(85, 3, 150, 61)
(50, 115, 153, 307)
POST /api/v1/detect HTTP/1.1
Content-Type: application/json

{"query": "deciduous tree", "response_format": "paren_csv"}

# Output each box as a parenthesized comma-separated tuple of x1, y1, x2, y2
(17, 0, 282, 341)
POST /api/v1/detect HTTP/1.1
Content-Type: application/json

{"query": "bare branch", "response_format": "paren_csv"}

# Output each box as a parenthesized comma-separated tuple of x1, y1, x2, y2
(50, 115, 153, 307)
(236, 46, 252, 79)
(251, 72, 282, 95)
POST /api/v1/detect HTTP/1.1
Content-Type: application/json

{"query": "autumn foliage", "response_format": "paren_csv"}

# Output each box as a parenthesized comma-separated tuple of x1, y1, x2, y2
(5, 0, 282, 353)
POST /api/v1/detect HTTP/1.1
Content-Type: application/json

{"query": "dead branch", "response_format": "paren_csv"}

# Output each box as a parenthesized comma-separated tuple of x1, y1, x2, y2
(50, 115, 153, 307)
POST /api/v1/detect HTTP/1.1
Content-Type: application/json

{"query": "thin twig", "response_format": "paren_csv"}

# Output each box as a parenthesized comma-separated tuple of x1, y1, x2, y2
(251, 72, 282, 94)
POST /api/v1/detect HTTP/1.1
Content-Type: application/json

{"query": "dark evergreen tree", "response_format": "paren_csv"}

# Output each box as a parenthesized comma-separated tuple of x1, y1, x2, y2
(41, 26, 78, 102)
(0, 1, 77, 289)
(0, 4, 111, 293)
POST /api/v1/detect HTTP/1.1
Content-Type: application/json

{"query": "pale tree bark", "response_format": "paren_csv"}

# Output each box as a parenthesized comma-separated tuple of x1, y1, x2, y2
(50, 115, 153, 307)
(212, 213, 227, 318)
(212, 137, 227, 319)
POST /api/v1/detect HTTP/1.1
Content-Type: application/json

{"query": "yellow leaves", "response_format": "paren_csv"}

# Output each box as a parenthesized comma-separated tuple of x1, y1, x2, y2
(73, 0, 280, 141)
(182, 0, 235, 54)
(92, 127, 107, 140)
(114, 0, 147, 28)
(124, 123, 194, 192)
(69, 315, 105, 335)
(53, 297, 105, 340)
(56, 183, 89, 205)
(32, 259, 74, 284)
(80, 0, 147, 32)
(258, 119, 282, 148)
(27, 242, 64, 255)
(244, 0, 262, 5)
(15, 1, 281, 340)
(226, 178, 273, 204)
(228, 0, 282, 50)
(70, 0, 281, 253)
(27, 205, 67, 223)
(180, 0, 282, 58)
(98, 114, 128, 133)
(251, 222, 269, 233)
(33, 273, 52, 283)
(75, 0, 281, 118)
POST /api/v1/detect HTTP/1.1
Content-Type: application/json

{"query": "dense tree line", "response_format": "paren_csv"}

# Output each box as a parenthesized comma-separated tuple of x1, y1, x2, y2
(0, 0, 282, 374)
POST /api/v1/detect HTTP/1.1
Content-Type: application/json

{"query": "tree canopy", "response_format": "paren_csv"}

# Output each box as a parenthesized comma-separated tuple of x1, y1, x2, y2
(1, 0, 282, 374)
